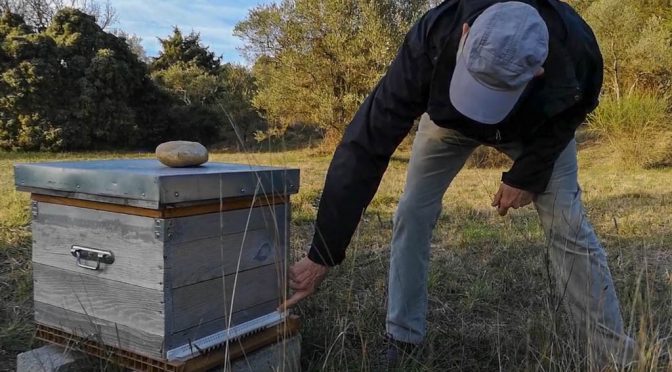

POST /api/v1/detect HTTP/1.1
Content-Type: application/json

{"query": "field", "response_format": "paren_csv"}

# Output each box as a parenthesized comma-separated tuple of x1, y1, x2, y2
(1, 143, 671, 371)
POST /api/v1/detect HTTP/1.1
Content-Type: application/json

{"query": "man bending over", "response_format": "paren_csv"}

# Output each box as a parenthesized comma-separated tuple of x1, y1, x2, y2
(283, 0, 635, 366)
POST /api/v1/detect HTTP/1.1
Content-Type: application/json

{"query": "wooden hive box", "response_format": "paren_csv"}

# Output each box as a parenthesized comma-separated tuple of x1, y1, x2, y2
(14, 159, 300, 361)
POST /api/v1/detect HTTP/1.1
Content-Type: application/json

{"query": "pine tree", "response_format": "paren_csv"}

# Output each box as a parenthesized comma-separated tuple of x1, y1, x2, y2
(151, 27, 221, 74)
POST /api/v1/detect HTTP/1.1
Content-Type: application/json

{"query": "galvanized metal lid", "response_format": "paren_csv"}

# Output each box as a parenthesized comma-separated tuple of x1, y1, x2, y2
(15, 159, 300, 209)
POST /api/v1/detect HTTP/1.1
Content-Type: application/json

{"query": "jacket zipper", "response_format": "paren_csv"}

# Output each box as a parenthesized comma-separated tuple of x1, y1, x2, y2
(495, 129, 502, 143)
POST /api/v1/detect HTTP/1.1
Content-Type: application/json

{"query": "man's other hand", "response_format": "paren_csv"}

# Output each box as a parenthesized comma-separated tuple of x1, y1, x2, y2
(279, 256, 329, 310)
(491, 183, 535, 216)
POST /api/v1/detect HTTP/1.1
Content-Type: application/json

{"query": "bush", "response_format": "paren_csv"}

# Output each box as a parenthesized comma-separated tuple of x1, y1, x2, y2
(583, 0, 672, 95)
(587, 91, 672, 168)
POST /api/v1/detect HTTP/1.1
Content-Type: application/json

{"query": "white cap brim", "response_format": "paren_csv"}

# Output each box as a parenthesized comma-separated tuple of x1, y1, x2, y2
(449, 52, 527, 125)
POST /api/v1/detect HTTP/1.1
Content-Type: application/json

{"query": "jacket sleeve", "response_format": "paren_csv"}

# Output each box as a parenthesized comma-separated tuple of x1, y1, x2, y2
(307, 25, 433, 266)
(501, 35, 603, 194)
(500, 104, 588, 193)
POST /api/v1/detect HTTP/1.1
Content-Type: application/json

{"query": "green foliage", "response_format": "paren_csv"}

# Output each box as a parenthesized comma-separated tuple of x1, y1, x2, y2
(0, 9, 249, 151)
(375, 0, 432, 44)
(583, 0, 672, 94)
(235, 0, 430, 140)
(0, 15, 62, 150)
(1, 0, 119, 31)
(0, 12, 32, 36)
(587, 91, 671, 167)
(150, 26, 264, 148)
(576, 0, 672, 169)
(77, 48, 138, 146)
(115, 30, 148, 62)
(59, 9, 143, 147)
(219, 63, 265, 144)
(626, 15, 672, 89)
(151, 28, 221, 74)
(0, 9, 149, 150)
(152, 61, 222, 108)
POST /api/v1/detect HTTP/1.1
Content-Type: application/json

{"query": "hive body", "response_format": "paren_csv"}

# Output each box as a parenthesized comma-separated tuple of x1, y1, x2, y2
(15, 160, 299, 360)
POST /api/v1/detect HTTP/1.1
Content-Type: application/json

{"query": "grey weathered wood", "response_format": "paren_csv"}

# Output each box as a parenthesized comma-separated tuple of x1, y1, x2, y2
(165, 299, 278, 350)
(28, 194, 291, 361)
(169, 264, 282, 333)
(167, 205, 286, 244)
(166, 224, 286, 289)
(17, 187, 160, 209)
(32, 202, 164, 290)
(33, 263, 164, 335)
(34, 302, 165, 359)
(15, 160, 300, 207)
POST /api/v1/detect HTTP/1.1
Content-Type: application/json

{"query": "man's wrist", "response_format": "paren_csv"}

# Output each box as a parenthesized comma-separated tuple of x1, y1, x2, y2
(501, 172, 543, 194)
(307, 245, 335, 267)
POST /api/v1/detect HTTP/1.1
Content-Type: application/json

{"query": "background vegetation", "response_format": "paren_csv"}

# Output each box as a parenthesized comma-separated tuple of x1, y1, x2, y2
(579, 0, 672, 168)
(0, 0, 670, 161)
(0, 2, 261, 151)
(234, 0, 434, 143)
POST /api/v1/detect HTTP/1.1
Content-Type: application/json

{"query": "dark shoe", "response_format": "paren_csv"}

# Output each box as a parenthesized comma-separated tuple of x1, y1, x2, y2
(384, 333, 421, 369)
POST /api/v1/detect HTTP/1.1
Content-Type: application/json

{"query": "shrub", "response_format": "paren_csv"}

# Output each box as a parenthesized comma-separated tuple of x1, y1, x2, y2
(583, 0, 672, 95)
(587, 91, 672, 168)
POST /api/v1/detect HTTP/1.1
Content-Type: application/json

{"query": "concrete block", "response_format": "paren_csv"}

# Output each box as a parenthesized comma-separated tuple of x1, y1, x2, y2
(16, 344, 87, 372)
(230, 334, 302, 372)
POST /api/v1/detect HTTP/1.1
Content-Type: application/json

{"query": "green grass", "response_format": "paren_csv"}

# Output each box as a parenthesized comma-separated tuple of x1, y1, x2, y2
(587, 91, 672, 168)
(0, 145, 671, 371)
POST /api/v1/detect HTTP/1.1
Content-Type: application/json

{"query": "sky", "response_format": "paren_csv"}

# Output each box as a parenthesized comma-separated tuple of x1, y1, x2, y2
(110, 0, 270, 64)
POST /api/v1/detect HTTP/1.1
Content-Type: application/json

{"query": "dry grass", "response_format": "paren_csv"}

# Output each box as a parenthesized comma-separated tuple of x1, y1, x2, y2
(587, 91, 672, 169)
(0, 144, 671, 371)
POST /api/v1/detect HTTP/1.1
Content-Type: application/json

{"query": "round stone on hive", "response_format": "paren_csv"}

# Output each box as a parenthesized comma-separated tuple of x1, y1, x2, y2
(156, 141, 209, 167)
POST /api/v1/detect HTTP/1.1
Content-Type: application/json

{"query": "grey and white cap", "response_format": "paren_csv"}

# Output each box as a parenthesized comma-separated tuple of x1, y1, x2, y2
(449, 1, 549, 124)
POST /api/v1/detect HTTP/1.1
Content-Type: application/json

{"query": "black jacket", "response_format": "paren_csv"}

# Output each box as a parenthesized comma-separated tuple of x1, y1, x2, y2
(308, 0, 603, 266)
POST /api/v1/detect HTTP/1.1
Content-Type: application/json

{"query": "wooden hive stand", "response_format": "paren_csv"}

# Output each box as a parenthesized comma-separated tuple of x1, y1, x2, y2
(33, 316, 301, 372)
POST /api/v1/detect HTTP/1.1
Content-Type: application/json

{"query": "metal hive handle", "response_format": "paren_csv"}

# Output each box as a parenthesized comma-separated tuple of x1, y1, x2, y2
(70, 245, 115, 270)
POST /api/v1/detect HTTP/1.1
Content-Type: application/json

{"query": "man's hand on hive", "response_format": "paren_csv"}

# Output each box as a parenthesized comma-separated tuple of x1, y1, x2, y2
(491, 183, 535, 216)
(279, 256, 329, 310)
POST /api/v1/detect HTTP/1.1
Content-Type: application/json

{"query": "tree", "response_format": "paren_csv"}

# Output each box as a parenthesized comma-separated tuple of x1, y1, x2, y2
(0, 13, 63, 149)
(42, 8, 147, 148)
(235, 0, 430, 142)
(579, 0, 672, 169)
(0, 8, 248, 151)
(114, 30, 148, 63)
(583, 0, 672, 97)
(0, 8, 169, 150)
(150, 26, 264, 147)
(219, 64, 265, 145)
(375, 0, 435, 44)
(0, 0, 117, 31)
(149, 27, 226, 145)
(152, 61, 221, 105)
(151, 27, 221, 74)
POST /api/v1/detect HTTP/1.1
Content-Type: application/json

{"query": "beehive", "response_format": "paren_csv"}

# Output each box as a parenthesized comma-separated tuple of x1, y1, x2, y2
(14, 160, 299, 361)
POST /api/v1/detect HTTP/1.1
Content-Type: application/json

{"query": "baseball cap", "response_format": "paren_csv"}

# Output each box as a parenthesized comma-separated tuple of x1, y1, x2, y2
(449, 2, 549, 124)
